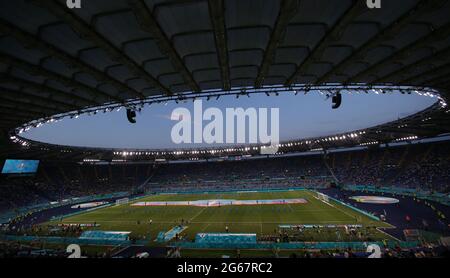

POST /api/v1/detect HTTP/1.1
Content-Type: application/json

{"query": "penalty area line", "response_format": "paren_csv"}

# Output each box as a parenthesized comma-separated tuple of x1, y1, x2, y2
(308, 191, 359, 223)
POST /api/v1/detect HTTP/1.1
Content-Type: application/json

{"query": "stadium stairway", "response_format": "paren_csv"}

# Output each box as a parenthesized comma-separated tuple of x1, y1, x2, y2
(156, 225, 187, 242)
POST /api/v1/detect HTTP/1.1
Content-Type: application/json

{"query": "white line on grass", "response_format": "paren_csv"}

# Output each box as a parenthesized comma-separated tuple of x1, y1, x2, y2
(188, 207, 208, 222)
(376, 227, 401, 241)
(308, 191, 358, 222)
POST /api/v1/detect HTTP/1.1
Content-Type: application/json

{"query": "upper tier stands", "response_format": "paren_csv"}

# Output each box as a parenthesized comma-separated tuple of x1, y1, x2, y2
(329, 141, 450, 192)
(147, 154, 331, 192)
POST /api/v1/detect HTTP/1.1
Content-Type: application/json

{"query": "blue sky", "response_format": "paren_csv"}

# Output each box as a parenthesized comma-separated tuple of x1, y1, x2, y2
(21, 91, 436, 149)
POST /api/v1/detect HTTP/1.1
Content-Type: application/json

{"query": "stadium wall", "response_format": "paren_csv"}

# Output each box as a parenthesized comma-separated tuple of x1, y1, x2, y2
(170, 241, 419, 250)
(0, 234, 419, 251)
(0, 234, 139, 247)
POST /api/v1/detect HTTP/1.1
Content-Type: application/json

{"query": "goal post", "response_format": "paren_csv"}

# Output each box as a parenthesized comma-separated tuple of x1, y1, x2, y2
(317, 192, 329, 202)
(115, 197, 129, 206)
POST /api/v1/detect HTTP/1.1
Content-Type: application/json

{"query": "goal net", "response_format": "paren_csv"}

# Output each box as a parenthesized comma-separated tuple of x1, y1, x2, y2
(317, 192, 329, 202)
(115, 197, 129, 206)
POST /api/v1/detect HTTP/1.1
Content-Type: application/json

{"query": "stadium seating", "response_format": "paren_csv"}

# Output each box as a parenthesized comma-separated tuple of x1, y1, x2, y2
(1, 141, 449, 213)
(329, 141, 450, 192)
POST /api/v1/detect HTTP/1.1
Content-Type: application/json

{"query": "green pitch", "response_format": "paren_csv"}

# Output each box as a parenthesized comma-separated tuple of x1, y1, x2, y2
(46, 190, 394, 242)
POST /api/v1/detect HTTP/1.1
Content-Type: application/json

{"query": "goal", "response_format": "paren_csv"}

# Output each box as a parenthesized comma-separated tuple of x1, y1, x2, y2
(317, 192, 329, 202)
(115, 197, 129, 206)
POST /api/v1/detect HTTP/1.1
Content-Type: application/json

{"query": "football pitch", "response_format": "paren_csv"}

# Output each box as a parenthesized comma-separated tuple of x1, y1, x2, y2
(47, 190, 395, 242)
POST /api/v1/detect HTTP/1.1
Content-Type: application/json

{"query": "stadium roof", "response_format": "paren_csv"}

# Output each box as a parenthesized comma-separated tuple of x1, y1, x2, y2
(1, 0, 450, 161)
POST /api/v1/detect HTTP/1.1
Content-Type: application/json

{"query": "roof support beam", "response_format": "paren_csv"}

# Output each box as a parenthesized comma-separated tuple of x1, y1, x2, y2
(128, 0, 200, 92)
(208, 0, 230, 90)
(0, 103, 49, 118)
(431, 79, 450, 89)
(0, 100, 55, 118)
(0, 107, 45, 120)
(0, 53, 124, 103)
(255, 0, 299, 88)
(414, 64, 450, 86)
(0, 73, 93, 108)
(0, 120, 16, 129)
(421, 70, 450, 87)
(30, 0, 170, 96)
(0, 114, 32, 124)
(375, 46, 450, 83)
(0, 19, 145, 101)
(349, 23, 450, 83)
(315, 0, 444, 85)
(285, 1, 367, 86)
(0, 87, 74, 113)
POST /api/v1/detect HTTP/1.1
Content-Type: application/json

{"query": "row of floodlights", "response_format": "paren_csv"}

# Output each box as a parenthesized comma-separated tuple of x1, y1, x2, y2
(395, 136, 419, 142)
(113, 147, 258, 157)
(13, 86, 443, 136)
(318, 132, 364, 143)
(110, 131, 367, 157)
(9, 136, 29, 147)
(360, 141, 380, 146)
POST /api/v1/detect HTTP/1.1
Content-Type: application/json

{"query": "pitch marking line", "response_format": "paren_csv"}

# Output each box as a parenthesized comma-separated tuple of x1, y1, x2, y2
(308, 191, 358, 222)
(189, 207, 208, 222)
(308, 191, 394, 230)
(376, 227, 400, 241)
